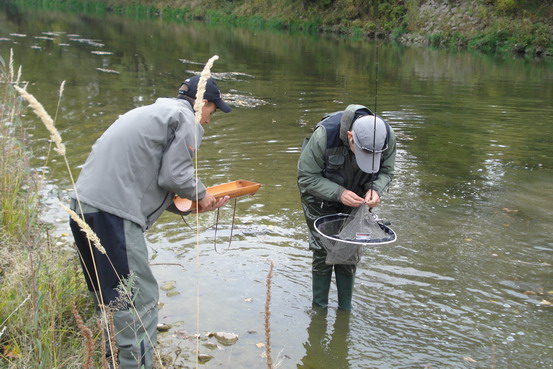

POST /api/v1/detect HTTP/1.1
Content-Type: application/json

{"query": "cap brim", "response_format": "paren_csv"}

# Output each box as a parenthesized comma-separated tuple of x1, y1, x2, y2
(354, 142, 381, 173)
(215, 99, 232, 113)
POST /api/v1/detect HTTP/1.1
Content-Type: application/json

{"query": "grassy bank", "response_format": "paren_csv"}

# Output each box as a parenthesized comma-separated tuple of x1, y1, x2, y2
(8, 0, 553, 57)
(0, 51, 97, 368)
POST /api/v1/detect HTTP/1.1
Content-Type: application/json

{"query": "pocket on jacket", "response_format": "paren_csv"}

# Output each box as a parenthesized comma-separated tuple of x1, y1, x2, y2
(326, 154, 345, 169)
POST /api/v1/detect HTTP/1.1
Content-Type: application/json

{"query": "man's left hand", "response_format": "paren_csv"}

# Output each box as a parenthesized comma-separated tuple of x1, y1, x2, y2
(194, 195, 230, 213)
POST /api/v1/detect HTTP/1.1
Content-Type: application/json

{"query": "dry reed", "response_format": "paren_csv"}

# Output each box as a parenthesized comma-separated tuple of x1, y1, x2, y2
(191, 55, 219, 368)
(13, 85, 66, 156)
(97, 319, 109, 369)
(15, 65, 21, 84)
(97, 309, 119, 369)
(9, 48, 13, 81)
(106, 310, 119, 369)
(54, 80, 65, 122)
(61, 203, 106, 254)
(193, 55, 219, 125)
(0, 294, 31, 328)
(264, 261, 274, 369)
(72, 303, 94, 369)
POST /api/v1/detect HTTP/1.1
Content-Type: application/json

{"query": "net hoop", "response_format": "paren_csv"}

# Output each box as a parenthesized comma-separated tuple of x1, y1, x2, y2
(314, 213, 397, 246)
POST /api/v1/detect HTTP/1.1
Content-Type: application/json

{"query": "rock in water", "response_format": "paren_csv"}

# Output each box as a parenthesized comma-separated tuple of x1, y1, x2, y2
(206, 331, 239, 346)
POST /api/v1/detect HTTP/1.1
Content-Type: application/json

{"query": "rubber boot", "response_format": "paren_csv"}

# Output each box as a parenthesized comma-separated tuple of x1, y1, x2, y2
(336, 273, 355, 311)
(312, 272, 332, 309)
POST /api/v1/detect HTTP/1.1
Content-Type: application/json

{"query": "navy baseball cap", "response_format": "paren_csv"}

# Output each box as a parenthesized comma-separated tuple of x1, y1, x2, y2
(180, 75, 232, 113)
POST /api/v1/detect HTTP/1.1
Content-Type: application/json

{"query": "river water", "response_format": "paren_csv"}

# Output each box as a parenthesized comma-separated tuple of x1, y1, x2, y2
(1, 3, 553, 368)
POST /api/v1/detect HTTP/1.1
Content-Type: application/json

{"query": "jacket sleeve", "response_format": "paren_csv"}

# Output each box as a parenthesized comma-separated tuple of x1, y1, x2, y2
(297, 127, 345, 202)
(158, 115, 207, 200)
(368, 126, 397, 195)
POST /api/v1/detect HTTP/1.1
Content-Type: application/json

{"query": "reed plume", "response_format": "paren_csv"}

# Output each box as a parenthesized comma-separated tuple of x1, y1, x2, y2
(55, 80, 66, 121)
(9, 48, 14, 81)
(193, 55, 219, 125)
(61, 203, 106, 254)
(15, 65, 21, 84)
(13, 85, 66, 156)
(58, 80, 66, 98)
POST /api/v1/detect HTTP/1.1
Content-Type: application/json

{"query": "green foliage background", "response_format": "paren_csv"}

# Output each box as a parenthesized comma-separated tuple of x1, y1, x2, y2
(9, 0, 553, 55)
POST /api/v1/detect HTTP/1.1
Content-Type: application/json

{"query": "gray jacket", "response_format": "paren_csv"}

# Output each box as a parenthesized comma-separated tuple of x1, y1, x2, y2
(72, 97, 206, 230)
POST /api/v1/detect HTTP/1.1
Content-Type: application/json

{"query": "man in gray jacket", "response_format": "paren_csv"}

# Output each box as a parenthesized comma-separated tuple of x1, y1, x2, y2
(69, 76, 231, 368)
(298, 104, 396, 311)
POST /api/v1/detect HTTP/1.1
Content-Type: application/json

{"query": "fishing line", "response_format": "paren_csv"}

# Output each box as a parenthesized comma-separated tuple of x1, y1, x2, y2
(228, 198, 238, 249)
(213, 208, 222, 254)
(180, 215, 193, 229)
(369, 3, 381, 208)
(213, 198, 238, 253)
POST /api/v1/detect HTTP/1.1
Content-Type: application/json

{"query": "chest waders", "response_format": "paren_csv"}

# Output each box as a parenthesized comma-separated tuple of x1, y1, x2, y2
(302, 107, 384, 310)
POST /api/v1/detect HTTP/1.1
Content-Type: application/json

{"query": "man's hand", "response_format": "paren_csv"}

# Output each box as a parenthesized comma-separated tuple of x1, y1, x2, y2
(194, 194, 230, 213)
(340, 190, 365, 207)
(364, 189, 380, 208)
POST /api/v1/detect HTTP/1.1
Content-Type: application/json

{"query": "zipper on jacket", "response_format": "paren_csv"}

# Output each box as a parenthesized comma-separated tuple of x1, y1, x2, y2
(146, 191, 170, 224)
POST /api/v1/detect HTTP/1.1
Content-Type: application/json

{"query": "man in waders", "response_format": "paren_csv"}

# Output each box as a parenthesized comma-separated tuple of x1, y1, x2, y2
(69, 76, 231, 368)
(297, 104, 396, 310)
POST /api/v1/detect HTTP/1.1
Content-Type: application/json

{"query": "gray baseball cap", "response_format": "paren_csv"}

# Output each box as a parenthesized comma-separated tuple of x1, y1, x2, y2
(351, 115, 388, 173)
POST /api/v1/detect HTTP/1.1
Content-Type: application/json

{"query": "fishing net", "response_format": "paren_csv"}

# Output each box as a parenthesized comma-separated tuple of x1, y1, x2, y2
(314, 206, 396, 265)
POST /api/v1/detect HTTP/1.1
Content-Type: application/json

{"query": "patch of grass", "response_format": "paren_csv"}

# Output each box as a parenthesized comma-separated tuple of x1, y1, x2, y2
(390, 24, 408, 43)
(429, 32, 445, 47)
(448, 32, 469, 49)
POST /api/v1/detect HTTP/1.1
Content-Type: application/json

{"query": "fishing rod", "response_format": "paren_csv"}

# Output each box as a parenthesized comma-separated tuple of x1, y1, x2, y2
(368, 4, 381, 213)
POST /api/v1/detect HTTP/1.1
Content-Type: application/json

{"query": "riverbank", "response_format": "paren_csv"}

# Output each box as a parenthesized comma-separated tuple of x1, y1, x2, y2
(8, 0, 553, 57)
(0, 51, 98, 368)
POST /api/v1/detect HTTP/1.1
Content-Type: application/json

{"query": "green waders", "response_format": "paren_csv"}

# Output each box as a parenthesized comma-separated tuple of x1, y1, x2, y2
(335, 273, 355, 311)
(312, 248, 356, 310)
(312, 272, 333, 309)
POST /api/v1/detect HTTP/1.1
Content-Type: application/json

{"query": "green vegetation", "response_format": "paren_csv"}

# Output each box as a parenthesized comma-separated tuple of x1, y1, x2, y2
(0, 51, 97, 368)
(8, 0, 553, 57)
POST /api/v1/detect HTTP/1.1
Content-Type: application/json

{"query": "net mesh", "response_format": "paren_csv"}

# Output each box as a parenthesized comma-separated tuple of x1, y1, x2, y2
(315, 207, 395, 265)
(317, 216, 362, 265)
(338, 206, 387, 241)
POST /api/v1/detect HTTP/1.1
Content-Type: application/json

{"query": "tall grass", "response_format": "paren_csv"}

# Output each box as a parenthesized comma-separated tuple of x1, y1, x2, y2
(0, 50, 97, 368)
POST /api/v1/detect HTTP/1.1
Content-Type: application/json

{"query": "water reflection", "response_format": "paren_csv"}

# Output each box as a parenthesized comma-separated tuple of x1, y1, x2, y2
(298, 308, 351, 369)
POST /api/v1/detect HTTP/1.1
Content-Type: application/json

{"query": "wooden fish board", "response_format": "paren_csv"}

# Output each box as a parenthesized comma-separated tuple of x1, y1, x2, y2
(173, 179, 261, 212)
